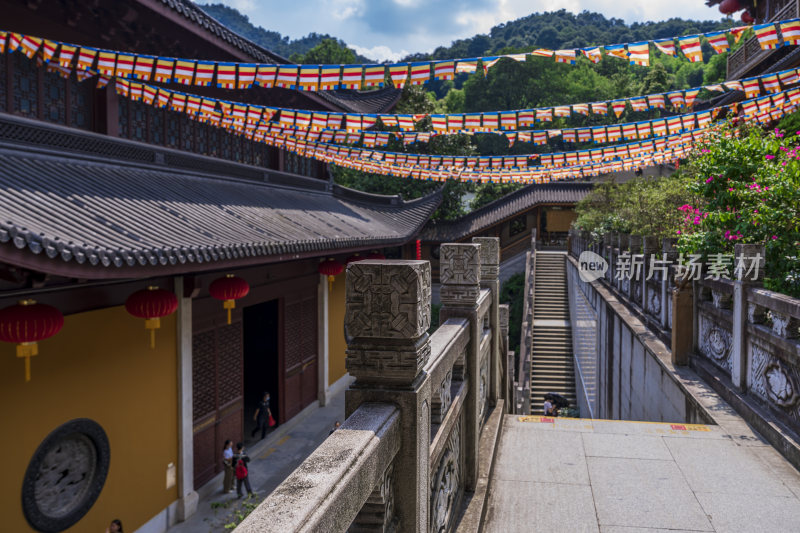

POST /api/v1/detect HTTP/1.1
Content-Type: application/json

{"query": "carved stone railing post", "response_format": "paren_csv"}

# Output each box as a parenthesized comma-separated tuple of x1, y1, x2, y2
(344, 260, 432, 532)
(437, 243, 482, 491)
(662, 239, 678, 330)
(732, 244, 765, 390)
(499, 304, 511, 410)
(672, 274, 693, 366)
(473, 236, 501, 406)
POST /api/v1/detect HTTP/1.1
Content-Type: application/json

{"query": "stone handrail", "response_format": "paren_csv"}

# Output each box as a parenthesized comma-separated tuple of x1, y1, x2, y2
(515, 231, 537, 414)
(236, 237, 507, 532)
(235, 403, 400, 533)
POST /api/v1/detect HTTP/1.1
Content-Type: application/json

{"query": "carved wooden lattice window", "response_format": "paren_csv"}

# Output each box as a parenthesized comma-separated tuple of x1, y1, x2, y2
(192, 330, 216, 422)
(218, 324, 243, 407)
(151, 106, 164, 146)
(117, 100, 129, 138)
(509, 214, 527, 237)
(196, 123, 208, 155)
(68, 75, 92, 130)
(0, 55, 6, 112)
(42, 68, 66, 125)
(12, 52, 38, 118)
(166, 111, 180, 148)
(180, 115, 192, 151)
(131, 101, 147, 142)
(286, 152, 315, 177)
(207, 127, 219, 158)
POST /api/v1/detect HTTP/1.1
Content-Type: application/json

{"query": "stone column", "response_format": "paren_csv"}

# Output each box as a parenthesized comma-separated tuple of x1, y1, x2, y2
(672, 276, 693, 366)
(661, 239, 678, 330)
(499, 303, 511, 412)
(438, 243, 482, 491)
(472, 236, 501, 405)
(175, 277, 198, 521)
(317, 273, 330, 406)
(731, 244, 765, 390)
(344, 260, 432, 533)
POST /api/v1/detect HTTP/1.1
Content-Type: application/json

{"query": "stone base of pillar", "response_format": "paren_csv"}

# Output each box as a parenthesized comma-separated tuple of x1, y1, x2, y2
(671, 286, 693, 366)
(176, 490, 199, 522)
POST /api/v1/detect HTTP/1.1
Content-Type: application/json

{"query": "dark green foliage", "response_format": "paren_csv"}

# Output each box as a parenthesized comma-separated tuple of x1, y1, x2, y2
(198, 3, 369, 61)
(500, 272, 526, 357)
(290, 39, 357, 65)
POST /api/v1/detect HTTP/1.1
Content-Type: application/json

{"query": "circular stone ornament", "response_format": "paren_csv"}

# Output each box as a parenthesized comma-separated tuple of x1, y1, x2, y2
(22, 419, 110, 532)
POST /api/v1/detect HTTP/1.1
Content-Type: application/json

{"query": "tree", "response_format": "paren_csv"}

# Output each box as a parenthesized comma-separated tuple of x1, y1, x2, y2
(289, 38, 357, 65)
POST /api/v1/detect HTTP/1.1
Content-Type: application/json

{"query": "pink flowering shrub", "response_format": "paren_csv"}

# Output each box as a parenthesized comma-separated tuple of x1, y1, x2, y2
(678, 125, 800, 296)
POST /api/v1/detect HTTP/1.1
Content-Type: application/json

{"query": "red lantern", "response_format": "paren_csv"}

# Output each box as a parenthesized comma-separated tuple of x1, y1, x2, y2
(318, 258, 344, 291)
(0, 299, 63, 382)
(346, 253, 364, 264)
(415, 239, 422, 260)
(741, 10, 755, 24)
(366, 251, 386, 260)
(209, 274, 250, 325)
(718, 0, 742, 14)
(125, 286, 178, 349)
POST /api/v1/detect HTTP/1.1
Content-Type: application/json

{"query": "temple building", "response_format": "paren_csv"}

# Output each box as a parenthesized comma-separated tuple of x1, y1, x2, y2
(0, 1, 437, 532)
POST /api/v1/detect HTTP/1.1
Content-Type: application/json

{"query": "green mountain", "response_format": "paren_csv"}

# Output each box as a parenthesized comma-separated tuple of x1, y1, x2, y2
(406, 10, 733, 61)
(197, 3, 371, 62)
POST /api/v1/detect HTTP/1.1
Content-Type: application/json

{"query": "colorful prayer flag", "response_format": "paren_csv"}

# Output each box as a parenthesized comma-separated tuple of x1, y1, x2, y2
(40, 39, 57, 63)
(627, 42, 649, 66)
(19, 35, 42, 59)
(518, 110, 534, 126)
(605, 44, 628, 60)
(500, 112, 517, 130)
(154, 58, 174, 83)
(389, 64, 409, 88)
(762, 74, 781, 93)
(667, 91, 685, 108)
(592, 127, 607, 143)
(97, 51, 116, 76)
(582, 47, 602, 63)
(607, 125, 622, 142)
(238, 64, 257, 89)
(742, 77, 761, 98)
(630, 97, 647, 112)
(705, 31, 729, 54)
(554, 50, 576, 64)
(754, 23, 780, 49)
(482, 113, 499, 131)
(455, 59, 478, 73)
(637, 122, 651, 139)
(780, 19, 800, 46)
(276, 66, 299, 89)
(647, 94, 666, 109)
(76, 47, 97, 71)
(193, 60, 215, 87)
(434, 60, 455, 80)
(684, 89, 700, 107)
(653, 38, 678, 56)
(611, 99, 627, 118)
(535, 108, 552, 122)
(298, 65, 319, 91)
(173, 59, 196, 85)
(363, 65, 384, 88)
(340, 65, 362, 89)
(256, 64, 277, 88)
(115, 53, 136, 79)
(591, 102, 607, 115)
(573, 103, 589, 115)
(678, 35, 703, 62)
(132, 55, 155, 81)
(409, 62, 431, 85)
(58, 44, 77, 68)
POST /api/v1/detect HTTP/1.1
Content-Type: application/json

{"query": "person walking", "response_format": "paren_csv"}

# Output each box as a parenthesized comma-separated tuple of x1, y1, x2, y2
(222, 440, 234, 493)
(251, 392, 273, 440)
(233, 442, 255, 499)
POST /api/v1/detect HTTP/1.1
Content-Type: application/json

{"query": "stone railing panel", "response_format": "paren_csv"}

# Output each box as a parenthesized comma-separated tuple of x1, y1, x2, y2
(236, 403, 400, 533)
(426, 318, 469, 425)
(696, 279, 735, 376)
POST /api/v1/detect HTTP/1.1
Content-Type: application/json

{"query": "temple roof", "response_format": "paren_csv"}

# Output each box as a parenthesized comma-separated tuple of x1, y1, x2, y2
(421, 182, 593, 242)
(0, 114, 440, 279)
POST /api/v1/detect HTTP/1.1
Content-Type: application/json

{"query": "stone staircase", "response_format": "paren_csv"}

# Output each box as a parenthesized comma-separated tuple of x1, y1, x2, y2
(530, 252, 577, 415)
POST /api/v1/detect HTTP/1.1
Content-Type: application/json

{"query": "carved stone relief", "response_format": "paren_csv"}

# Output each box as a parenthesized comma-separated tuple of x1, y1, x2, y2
(471, 237, 499, 281)
(749, 341, 800, 418)
(698, 314, 732, 372)
(430, 417, 461, 533)
(431, 370, 453, 424)
(439, 244, 480, 286)
(771, 312, 799, 339)
(647, 285, 661, 317)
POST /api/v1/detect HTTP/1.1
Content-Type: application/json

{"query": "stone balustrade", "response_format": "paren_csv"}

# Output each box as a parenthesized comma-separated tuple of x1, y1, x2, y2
(236, 238, 507, 533)
(570, 229, 800, 464)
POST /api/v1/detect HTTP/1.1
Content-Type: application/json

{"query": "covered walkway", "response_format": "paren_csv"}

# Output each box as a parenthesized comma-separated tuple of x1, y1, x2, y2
(482, 416, 800, 533)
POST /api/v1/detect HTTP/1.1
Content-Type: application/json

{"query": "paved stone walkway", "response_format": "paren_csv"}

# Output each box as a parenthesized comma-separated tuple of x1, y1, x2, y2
(167, 390, 346, 533)
(483, 416, 800, 533)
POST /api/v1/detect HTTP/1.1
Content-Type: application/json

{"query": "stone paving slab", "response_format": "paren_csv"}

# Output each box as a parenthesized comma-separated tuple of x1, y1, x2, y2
(482, 416, 800, 533)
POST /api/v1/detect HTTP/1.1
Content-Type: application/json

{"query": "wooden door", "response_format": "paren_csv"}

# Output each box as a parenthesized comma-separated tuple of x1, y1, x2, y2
(281, 290, 318, 422)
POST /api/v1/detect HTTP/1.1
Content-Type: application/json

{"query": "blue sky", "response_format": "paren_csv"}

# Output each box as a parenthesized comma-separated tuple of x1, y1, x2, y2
(212, 0, 726, 61)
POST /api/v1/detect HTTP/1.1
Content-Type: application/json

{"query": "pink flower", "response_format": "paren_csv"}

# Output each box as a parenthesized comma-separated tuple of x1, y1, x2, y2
(705, 176, 714, 183)
(765, 155, 775, 160)
(676, 230, 681, 235)
(701, 149, 710, 153)
(772, 235, 778, 240)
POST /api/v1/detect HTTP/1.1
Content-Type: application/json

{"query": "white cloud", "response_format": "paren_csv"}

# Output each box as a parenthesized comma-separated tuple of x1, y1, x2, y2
(324, 0, 365, 20)
(348, 43, 411, 62)
(218, 0, 256, 14)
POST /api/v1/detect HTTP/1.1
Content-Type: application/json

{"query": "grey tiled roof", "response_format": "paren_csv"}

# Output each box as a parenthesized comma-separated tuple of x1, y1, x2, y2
(161, 0, 287, 64)
(0, 116, 439, 278)
(314, 87, 403, 114)
(422, 182, 593, 242)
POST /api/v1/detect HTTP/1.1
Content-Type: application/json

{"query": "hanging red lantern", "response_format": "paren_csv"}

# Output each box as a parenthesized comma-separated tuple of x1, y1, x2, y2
(366, 251, 386, 260)
(346, 253, 364, 264)
(0, 299, 63, 382)
(741, 10, 755, 24)
(415, 239, 422, 260)
(209, 274, 250, 325)
(125, 286, 178, 349)
(318, 258, 344, 291)
(718, 0, 742, 14)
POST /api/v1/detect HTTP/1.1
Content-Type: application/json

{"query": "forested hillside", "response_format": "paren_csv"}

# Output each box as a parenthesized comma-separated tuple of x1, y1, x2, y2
(198, 4, 739, 220)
